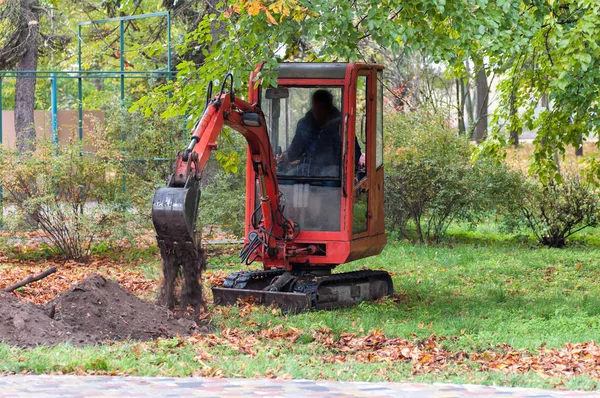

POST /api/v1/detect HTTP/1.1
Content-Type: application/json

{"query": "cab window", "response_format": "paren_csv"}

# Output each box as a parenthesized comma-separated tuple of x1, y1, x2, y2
(262, 86, 344, 231)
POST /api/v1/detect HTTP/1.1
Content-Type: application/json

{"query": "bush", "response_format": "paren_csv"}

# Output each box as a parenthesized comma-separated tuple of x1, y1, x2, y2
(105, 101, 185, 211)
(199, 160, 246, 238)
(0, 135, 128, 261)
(109, 101, 246, 238)
(518, 175, 600, 248)
(384, 109, 523, 243)
(0, 96, 249, 258)
(121, 97, 250, 237)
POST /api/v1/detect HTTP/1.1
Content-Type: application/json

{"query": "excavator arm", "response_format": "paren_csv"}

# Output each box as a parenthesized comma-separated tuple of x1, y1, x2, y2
(152, 78, 297, 294)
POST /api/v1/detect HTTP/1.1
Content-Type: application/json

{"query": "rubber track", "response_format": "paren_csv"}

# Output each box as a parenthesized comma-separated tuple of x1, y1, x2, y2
(293, 270, 393, 308)
(222, 269, 285, 289)
(222, 269, 392, 309)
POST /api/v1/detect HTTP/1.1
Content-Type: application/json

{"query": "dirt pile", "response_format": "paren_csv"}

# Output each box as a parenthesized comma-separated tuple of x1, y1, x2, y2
(52, 274, 197, 341)
(0, 274, 198, 347)
(0, 292, 96, 347)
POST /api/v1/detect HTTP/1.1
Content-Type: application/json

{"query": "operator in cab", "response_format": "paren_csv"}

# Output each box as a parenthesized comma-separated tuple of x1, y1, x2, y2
(277, 89, 361, 178)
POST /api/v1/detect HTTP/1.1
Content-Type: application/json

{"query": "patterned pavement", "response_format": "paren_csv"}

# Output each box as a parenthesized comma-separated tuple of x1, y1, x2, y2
(0, 376, 598, 398)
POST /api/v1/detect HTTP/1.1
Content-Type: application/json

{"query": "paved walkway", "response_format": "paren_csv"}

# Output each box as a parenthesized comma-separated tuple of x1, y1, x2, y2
(0, 376, 598, 397)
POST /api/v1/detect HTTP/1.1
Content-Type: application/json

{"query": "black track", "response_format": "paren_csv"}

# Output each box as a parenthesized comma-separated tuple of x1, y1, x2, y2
(218, 269, 393, 310)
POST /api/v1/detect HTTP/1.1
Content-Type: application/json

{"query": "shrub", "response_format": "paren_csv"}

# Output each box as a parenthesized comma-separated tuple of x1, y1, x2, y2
(518, 175, 600, 248)
(108, 101, 246, 238)
(199, 160, 246, 238)
(105, 102, 185, 212)
(384, 109, 523, 243)
(0, 134, 128, 261)
(108, 106, 249, 239)
(468, 158, 525, 220)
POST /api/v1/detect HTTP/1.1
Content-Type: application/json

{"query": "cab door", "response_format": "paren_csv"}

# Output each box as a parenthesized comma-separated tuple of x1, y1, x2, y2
(351, 69, 374, 238)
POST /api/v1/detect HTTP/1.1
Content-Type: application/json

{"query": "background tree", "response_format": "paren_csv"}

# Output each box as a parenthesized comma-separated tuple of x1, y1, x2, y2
(1, 0, 40, 151)
(4, 0, 600, 183)
(473, 62, 489, 143)
(138, 0, 600, 183)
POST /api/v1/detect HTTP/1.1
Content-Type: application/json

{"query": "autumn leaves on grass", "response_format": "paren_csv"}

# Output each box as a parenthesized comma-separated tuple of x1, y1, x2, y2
(187, 325, 600, 380)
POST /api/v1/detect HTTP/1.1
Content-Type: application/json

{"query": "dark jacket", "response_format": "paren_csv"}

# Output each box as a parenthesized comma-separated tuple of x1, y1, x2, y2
(287, 108, 361, 174)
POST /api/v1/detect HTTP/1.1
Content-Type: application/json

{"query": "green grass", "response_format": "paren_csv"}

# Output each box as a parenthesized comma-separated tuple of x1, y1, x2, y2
(2, 224, 600, 390)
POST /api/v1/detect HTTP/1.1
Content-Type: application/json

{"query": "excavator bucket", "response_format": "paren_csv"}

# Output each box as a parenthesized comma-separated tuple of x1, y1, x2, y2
(152, 178, 200, 245)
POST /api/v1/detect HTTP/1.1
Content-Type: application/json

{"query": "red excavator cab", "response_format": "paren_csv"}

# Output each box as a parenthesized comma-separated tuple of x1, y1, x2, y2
(245, 63, 386, 269)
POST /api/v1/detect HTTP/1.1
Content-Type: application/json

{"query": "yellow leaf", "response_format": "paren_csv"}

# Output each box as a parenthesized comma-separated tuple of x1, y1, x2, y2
(247, 1, 262, 16)
(265, 10, 278, 25)
(292, 9, 304, 21)
(419, 354, 433, 363)
(269, 1, 282, 14)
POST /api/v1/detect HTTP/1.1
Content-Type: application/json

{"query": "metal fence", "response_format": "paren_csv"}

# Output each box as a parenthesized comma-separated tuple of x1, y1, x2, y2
(0, 12, 177, 227)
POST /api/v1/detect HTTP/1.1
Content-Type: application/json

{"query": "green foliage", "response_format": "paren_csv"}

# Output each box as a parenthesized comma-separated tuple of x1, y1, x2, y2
(134, 0, 599, 182)
(0, 134, 128, 261)
(516, 175, 600, 248)
(137, 0, 526, 172)
(5, 0, 600, 182)
(105, 100, 185, 209)
(199, 160, 246, 238)
(483, 1, 600, 181)
(384, 109, 522, 243)
(116, 94, 247, 237)
(141, 0, 521, 112)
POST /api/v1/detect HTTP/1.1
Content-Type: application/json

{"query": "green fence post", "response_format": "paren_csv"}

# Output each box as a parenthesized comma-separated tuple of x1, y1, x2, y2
(0, 77, 3, 229)
(77, 24, 83, 141)
(120, 20, 125, 116)
(119, 19, 126, 194)
(51, 73, 58, 149)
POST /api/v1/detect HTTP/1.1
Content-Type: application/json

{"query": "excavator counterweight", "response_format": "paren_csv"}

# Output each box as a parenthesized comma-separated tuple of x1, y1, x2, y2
(152, 63, 393, 313)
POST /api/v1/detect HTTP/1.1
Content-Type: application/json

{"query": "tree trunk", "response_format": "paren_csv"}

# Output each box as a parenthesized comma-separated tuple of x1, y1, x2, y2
(473, 65, 488, 143)
(14, 0, 40, 153)
(509, 90, 519, 147)
(167, 0, 224, 68)
(540, 92, 562, 174)
(464, 61, 475, 129)
(456, 78, 466, 135)
(575, 134, 583, 156)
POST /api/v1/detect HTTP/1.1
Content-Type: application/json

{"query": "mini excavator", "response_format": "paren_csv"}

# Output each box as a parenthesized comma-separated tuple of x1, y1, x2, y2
(152, 63, 393, 312)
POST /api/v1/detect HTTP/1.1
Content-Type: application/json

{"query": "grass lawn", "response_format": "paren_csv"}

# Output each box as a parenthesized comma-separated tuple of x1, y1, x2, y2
(1, 224, 600, 390)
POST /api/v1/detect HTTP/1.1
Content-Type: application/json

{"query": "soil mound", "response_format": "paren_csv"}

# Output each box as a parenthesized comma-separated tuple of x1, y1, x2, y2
(1, 274, 197, 347)
(52, 274, 197, 341)
(0, 292, 96, 347)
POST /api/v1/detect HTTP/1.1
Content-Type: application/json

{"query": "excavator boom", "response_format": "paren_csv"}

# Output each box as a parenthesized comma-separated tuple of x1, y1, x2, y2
(152, 76, 304, 310)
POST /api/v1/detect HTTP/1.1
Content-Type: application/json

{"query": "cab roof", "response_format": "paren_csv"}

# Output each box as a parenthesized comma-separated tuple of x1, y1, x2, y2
(276, 63, 349, 79)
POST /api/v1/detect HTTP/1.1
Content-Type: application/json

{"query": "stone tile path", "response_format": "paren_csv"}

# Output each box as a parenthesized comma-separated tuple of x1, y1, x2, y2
(0, 376, 598, 397)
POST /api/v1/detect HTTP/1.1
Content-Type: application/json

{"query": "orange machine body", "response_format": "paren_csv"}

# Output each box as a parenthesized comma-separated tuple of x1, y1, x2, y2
(244, 63, 386, 270)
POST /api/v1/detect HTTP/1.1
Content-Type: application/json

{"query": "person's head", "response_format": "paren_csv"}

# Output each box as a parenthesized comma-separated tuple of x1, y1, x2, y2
(311, 89, 334, 123)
